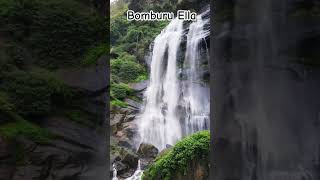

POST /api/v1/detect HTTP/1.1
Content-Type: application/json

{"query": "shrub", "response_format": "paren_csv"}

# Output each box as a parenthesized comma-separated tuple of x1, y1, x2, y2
(135, 74, 148, 82)
(111, 58, 146, 83)
(110, 83, 132, 100)
(142, 131, 210, 180)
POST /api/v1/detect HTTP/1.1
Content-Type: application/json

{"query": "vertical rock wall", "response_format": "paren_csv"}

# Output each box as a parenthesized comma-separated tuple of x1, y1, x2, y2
(212, 0, 320, 179)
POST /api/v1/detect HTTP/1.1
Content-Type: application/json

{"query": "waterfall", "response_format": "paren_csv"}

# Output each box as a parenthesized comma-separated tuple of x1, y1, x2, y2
(182, 10, 210, 135)
(125, 160, 143, 180)
(137, 8, 210, 151)
(112, 164, 118, 180)
(138, 18, 184, 150)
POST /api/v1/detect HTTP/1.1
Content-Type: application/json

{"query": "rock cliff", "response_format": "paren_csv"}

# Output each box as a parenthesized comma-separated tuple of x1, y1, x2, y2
(212, 0, 320, 179)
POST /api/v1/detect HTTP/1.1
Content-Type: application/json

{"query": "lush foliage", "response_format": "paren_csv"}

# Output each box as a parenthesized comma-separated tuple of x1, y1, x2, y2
(0, 0, 107, 69)
(110, 83, 132, 100)
(110, 0, 168, 107)
(0, 0, 106, 146)
(142, 131, 210, 180)
(111, 57, 146, 83)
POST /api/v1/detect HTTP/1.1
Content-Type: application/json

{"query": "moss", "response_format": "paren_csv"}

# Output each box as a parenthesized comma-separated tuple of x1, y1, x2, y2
(0, 0, 107, 69)
(66, 109, 96, 127)
(111, 99, 128, 108)
(0, 69, 73, 117)
(142, 131, 210, 180)
(0, 92, 15, 113)
(81, 43, 108, 66)
(0, 117, 53, 144)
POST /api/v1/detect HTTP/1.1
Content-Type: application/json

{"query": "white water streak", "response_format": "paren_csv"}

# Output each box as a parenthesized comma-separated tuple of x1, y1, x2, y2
(137, 9, 210, 151)
(138, 18, 184, 150)
(183, 11, 210, 135)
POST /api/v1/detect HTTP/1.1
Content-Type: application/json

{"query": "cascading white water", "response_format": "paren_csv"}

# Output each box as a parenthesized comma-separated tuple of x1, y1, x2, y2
(137, 18, 184, 150)
(182, 10, 210, 135)
(125, 160, 142, 180)
(137, 8, 210, 151)
(112, 164, 118, 180)
(120, 9, 210, 180)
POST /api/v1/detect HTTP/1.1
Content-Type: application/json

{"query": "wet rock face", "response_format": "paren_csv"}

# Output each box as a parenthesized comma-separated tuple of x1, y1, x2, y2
(212, 0, 320, 180)
(110, 81, 145, 178)
(0, 56, 108, 180)
(0, 119, 104, 180)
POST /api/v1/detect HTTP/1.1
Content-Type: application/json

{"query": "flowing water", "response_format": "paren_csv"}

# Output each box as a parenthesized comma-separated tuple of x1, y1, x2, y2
(137, 8, 210, 150)
(113, 8, 210, 180)
(182, 10, 210, 135)
(137, 18, 184, 150)
(112, 164, 118, 180)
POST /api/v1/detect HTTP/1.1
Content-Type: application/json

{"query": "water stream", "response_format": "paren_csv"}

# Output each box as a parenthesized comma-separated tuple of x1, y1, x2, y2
(137, 8, 210, 151)
(113, 8, 210, 180)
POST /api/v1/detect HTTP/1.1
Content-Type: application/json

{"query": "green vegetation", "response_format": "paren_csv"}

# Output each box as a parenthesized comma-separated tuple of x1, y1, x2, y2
(0, 117, 53, 144)
(82, 44, 108, 66)
(110, 0, 168, 107)
(0, 70, 72, 117)
(66, 109, 96, 127)
(110, 83, 132, 100)
(0, 0, 106, 144)
(142, 131, 210, 180)
(0, 0, 107, 69)
(111, 57, 146, 83)
(0, 92, 14, 113)
(111, 99, 128, 108)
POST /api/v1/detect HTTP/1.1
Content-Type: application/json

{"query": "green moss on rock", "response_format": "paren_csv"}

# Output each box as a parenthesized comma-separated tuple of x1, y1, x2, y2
(0, 70, 72, 117)
(142, 130, 210, 180)
(0, 117, 53, 144)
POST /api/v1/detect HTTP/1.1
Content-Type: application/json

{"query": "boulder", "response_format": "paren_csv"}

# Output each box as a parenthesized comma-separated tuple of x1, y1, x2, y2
(124, 99, 142, 109)
(129, 80, 149, 92)
(137, 143, 158, 159)
(121, 150, 139, 170)
(118, 140, 135, 150)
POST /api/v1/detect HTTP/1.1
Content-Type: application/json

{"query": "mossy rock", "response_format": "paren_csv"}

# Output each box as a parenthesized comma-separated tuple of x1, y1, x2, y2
(0, 69, 73, 117)
(142, 130, 210, 180)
